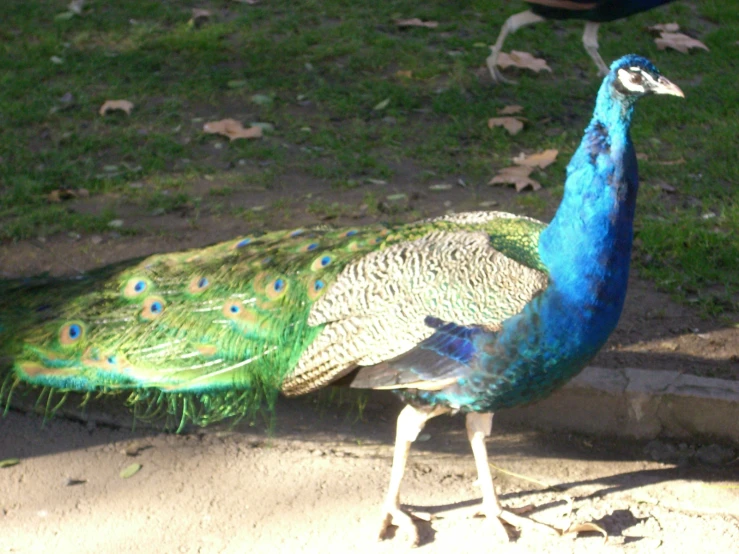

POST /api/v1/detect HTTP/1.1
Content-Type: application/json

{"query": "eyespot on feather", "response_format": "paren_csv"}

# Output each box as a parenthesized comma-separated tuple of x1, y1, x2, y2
(310, 255, 332, 271)
(307, 278, 327, 300)
(231, 237, 254, 250)
(222, 300, 259, 324)
(188, 275, 211, 294)
(59, 321, 85, 346)
(265, 277, 288, 300)
(123, 278, 150, 299)
(299, 242, 320, 253)
(141, 296, 166, 320)
(343, 229, 359, 238)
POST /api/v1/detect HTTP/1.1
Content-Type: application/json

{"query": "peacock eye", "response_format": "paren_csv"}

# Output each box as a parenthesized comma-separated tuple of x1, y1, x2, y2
(141, 296, 166, 320)
(307, 243, 318, 251)
(123, 277, 151, 298)
(59, 322, 85, 345)
(235, 238, 252, 248)
(230, 304, 240, 313)
(134, 281, 146, 293)
(631, 72, 643, 85)
(314, 280, 325, 291)
(274, 278, 285, 292)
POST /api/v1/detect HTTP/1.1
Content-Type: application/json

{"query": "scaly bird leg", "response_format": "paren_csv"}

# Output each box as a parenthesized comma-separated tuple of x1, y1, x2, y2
(487, 10, 546, 84)
(582, 22, 609, 77)
(378, 404, 449, 546)
(466, 412, 560, 541)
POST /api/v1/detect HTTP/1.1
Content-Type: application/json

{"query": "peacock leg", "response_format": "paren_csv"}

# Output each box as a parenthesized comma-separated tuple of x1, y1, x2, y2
(487, 10, 546, 84)
(378, 403, 449, 545)
(582, 22, 609, 76)
(466, 412, 560, 541)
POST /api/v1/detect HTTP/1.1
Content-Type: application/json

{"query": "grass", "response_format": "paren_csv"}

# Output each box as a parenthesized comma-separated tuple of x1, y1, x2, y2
(0, 0, 737, 315)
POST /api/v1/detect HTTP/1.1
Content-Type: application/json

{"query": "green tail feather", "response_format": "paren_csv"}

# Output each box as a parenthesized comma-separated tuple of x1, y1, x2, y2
(1, 214, 546, 425)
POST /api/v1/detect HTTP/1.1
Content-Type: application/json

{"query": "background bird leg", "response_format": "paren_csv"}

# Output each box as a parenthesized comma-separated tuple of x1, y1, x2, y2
(466, 412, 560, 541)
(582, 22, 609, 76)
(378, 403, 449, 545)
(487, 10, 546, 84)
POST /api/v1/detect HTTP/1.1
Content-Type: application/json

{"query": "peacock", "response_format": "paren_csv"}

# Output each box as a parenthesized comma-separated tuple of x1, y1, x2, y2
(0, 55, 683, 543)
(487, 0, 677, 83)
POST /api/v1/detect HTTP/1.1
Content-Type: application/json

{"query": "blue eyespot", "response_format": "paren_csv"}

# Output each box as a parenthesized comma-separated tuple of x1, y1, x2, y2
(134, 281, 146, 293)
(320, 256, 331, 267)
(345, 230, 358, 237)
(290, 229, 304, 237)
(236, 238, 252, 248)
(150, 301, 163, 314)
(314, 280, 325, 291)
(230, 304, 240, 314)
(306, 243, 318, 251)
(68, 324, 81, 340)
(107, 356, 117, 365)
(198, 277, 209, 288)
(274, 278, 285, 292)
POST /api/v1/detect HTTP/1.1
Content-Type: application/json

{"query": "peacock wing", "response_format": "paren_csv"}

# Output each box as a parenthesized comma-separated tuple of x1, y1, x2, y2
(281, 212, 550, 396)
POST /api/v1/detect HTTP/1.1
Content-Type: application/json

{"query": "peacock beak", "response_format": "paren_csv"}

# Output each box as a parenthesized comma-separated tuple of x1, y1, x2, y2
(653, 76, 684, 98)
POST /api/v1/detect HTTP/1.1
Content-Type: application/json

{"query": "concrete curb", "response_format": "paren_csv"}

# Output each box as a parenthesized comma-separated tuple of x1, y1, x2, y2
(500, 367, 739, 444)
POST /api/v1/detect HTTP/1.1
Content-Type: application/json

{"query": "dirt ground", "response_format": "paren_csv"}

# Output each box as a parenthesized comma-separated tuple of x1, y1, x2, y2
(1, 395, 738, 554)
(1, 164, 738, 554)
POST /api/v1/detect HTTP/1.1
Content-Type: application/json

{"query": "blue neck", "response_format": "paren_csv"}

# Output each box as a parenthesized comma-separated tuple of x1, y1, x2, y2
(539, 75, 639, 336)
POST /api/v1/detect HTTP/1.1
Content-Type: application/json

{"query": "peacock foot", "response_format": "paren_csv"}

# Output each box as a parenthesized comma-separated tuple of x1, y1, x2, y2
(476, 502, 560, 542)
(378, 505, 431, 546)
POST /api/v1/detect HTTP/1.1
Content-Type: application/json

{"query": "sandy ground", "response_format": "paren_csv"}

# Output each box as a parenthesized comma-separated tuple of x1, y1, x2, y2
(1, 395, 737, 554)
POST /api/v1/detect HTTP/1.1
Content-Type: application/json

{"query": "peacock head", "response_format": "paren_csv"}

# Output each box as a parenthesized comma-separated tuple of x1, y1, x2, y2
(609, 54, 684, 101)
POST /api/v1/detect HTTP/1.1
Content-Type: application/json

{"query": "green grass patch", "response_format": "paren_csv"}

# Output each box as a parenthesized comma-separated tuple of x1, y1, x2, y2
(0, 0, 737, 315)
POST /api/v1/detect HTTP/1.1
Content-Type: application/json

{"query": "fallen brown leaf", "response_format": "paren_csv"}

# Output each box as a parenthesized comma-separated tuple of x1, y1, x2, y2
(489, 165, 541, 192)
(655, 157, 686, 166)
(395, 18, 438, 29)
(563, 522, 608, 541)
(513, 149, 558, 169)
(190, 9, 212, 27)
(655, 32, 709, 54)
(99, 100, 134, 116)
(648, 22, 680, 33)
(47, 188, 87, 203)
(496, 51, 551, 73)
(203, 119, 263, 141)
(487, 116, 524, 135)
(498, 104, 524, 115)
(396, 70, 413, 78)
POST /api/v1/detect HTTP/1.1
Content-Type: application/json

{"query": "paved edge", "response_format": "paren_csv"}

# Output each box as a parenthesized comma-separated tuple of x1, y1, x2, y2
(498, 367, 739, 445)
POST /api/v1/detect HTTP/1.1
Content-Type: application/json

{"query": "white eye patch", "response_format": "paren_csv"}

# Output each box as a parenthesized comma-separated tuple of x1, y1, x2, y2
(617, 68, 659, 93)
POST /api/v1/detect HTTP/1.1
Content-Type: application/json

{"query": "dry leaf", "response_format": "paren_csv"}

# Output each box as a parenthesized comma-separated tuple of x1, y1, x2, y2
(655, 32, 709, 54)
(499, 105, 524, 115)
(190, 9, 212, 27)
(488, 117, 524, 136)
(513, 149, 558, 169)
(396, 70, 413, 78)
(564, 522, 608, 541)
(648, 22, 680, 33)
(120, 463, 141, 479)
(489, 165, 541, 192)
(99, 100, 134, 116)
(655, 157, 686, 166)
(203, 119, 263, 141)
(395, 18, 438, 29)
(496, 51, 551, 73)
(47, 188, 86, 202)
